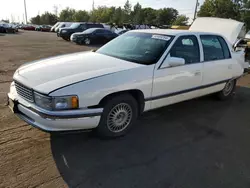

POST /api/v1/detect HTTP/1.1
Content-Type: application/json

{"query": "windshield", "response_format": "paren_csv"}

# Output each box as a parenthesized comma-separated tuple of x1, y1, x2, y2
(83, 28, 98, 34)
(96, 32, 173, 65)
(70, 23, 80, 29)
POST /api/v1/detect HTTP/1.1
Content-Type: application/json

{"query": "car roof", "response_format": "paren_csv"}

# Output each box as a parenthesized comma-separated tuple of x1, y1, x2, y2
(86, 28, 108, 31)
(129, 29, 221, 36)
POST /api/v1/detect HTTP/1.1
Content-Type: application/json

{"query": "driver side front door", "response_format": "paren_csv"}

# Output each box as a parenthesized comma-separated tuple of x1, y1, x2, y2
(150, 35, 203, 109)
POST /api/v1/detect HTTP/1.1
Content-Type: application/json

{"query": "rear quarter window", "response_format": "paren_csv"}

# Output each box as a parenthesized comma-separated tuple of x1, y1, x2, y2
(217, 36, 231, 59)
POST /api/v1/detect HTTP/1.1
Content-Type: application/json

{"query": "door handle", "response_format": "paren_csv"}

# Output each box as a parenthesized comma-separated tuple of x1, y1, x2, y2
(194, 71, 201, 76)
(228, 64, 233, 69)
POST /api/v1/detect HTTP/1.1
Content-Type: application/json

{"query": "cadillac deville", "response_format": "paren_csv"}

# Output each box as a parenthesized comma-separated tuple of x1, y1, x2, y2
(8, 18, 250, 137)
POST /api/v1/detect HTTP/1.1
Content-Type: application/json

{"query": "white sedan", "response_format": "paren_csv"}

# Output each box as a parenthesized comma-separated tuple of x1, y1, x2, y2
(8, 26, 248, 137)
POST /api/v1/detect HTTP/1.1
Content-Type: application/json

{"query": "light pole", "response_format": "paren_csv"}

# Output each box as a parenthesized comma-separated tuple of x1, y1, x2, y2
(24, 0, 28, 24)
(193, 0, 199, 21)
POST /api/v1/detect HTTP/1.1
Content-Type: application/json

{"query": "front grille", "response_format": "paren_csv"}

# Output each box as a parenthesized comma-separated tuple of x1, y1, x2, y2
(15, 82, 34, 102)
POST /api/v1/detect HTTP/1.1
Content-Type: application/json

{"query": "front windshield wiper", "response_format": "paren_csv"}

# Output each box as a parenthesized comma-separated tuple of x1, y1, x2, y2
(119, 56, 143, 64)
(97, 52, 144, 64)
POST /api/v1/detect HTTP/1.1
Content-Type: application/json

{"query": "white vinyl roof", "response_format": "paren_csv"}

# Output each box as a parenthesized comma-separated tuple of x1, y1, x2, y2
(129, 29, 216, 36)
(130, 17, 246, 45)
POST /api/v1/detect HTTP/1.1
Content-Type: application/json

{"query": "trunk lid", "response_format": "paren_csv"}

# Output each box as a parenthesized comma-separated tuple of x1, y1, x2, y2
(190, 17, 246, 45)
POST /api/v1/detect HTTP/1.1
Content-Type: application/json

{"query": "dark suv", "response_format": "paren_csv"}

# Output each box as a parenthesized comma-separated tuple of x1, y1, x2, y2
(58, 22, 104, 41)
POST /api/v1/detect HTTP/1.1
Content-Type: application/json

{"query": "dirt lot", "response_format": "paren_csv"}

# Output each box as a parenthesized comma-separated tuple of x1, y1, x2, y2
(1, 31, 250, 188)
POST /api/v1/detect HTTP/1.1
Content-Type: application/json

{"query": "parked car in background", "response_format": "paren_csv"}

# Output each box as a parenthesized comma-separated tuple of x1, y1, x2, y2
(0, 25, 6, 33)
(36, 25, 52, 32)
(0, 23, 16, 33)
(116, 29, 128, 35)
(12, 24, 19, 32)
(41, 25, 52, 32)
(22, 25, 36, 31)
(59, 22, 104, 41)
(70, 28, 118, 45)
(35, 25, 42, 31)
(51, 22, 61, 32)
(54, 22, 72, 33)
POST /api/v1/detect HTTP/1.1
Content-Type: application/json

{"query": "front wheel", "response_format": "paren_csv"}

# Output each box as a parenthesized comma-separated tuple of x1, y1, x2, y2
(84, 38, 91, 45)
(62, 36, 70, 41)
(216, 79, 236, 100)
(96, 94, 138, 138)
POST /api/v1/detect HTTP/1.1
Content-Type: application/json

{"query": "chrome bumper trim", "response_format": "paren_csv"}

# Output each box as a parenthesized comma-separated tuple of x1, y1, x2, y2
(8, 92, 103, 120)
(29, 105, 103, 120)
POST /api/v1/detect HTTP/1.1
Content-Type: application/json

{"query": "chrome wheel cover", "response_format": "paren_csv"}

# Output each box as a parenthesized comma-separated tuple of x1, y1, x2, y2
(223, 80, 234, 96)
(107, 103, 133, 133)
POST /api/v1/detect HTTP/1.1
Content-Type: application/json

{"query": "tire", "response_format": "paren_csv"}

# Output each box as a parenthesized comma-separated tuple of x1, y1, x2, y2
(216, 79, 236, 100)
(62, 36, 70, 41)
(84, 38, 91, 45)
(96, 94, 138, 138)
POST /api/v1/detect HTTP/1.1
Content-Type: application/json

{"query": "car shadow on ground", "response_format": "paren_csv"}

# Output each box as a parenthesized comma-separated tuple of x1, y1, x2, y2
(50, 86, 250, 188)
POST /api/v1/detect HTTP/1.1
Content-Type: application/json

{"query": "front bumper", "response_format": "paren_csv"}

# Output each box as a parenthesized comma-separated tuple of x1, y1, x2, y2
(7, 84, 102, 132)
(59, 32, 70, 38)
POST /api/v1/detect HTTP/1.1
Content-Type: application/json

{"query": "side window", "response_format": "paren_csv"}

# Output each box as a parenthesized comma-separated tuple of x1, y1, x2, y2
(218, 36, 231, 59)
(170, 35, 200, 64)
(87, 24, 94, 28)
(200, 35, 226, 61)
(95, 30, 104, 34)
(93, 24, 103, 28)
(80, 24, 87, 30)
(103, 30, 111, 34)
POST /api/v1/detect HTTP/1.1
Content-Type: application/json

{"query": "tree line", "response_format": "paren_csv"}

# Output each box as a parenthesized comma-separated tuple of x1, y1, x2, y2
(198, 0, 250, 30)
(30, 0, 250, 30)
(30, 0, 189, 26)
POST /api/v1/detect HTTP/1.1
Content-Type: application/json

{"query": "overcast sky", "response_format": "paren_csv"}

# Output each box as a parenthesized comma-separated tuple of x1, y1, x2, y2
(1, 0, 204, 22)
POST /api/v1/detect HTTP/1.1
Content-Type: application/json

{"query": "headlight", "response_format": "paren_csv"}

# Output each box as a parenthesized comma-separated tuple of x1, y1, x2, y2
(61, 30, 67, 33)
(34, 92, 78, 110)
(34, 92, 53, 110)
(53, 96, 78, 110)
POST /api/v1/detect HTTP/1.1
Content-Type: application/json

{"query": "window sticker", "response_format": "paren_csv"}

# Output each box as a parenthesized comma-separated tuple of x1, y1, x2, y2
(152, 35, 171, 41)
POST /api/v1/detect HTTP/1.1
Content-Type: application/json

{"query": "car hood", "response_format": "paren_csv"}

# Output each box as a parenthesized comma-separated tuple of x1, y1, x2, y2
(14, 52, 143, 94)
(73, 32, 84, 35)
(60, 28, 73, 32)
(190, 17, 246, 45)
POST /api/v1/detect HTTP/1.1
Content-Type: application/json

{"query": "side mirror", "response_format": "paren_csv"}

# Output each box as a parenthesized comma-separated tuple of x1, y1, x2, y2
(161, 56, 185, 68)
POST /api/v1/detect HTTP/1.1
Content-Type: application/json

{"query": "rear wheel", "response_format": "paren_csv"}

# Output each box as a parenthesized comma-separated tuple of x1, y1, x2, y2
(217, 79, 236, 100)
(96, 94, 138, 138)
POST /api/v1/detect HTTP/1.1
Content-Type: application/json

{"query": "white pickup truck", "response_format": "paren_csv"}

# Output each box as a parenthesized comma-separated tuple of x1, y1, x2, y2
(8, 17, 250, 137)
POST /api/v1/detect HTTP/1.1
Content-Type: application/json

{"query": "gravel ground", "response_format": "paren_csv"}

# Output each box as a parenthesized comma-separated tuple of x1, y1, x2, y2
(0, 31, 250, 188)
